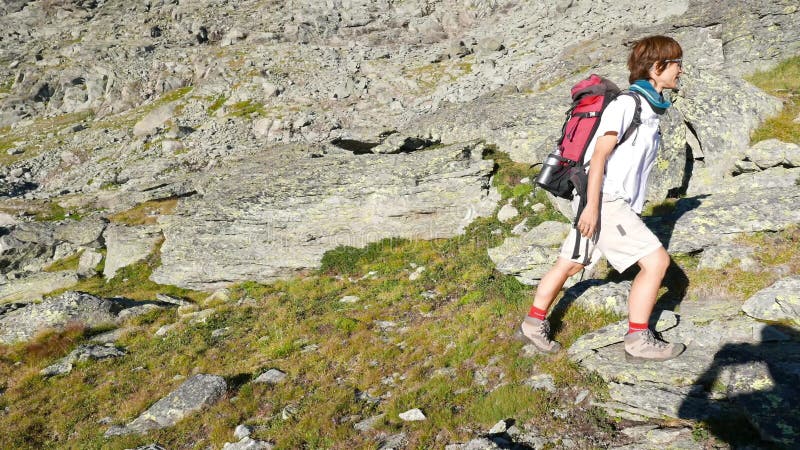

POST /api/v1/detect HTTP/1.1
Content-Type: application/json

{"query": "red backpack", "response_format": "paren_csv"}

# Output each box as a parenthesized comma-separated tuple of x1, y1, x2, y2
(534, 74, 643, 261)
(534, 74, 642, 200)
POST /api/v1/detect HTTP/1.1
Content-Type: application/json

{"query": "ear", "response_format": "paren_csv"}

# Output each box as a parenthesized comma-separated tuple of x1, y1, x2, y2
(650, 62, 662, 77)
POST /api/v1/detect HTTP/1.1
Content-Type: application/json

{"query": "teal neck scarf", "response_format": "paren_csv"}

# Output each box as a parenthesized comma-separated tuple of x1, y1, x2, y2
(629, 79, 671, 114)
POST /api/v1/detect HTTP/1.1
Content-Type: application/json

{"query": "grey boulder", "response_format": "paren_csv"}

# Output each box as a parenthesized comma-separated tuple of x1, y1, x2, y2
(742, 276, 800, 323)
(105, 374, 227, 436)
(0, 291, 121, 344)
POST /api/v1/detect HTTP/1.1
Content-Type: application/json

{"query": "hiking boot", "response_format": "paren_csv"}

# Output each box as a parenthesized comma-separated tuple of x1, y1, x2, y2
(514, 316, 561, 353)
(624, 328, 686, 363)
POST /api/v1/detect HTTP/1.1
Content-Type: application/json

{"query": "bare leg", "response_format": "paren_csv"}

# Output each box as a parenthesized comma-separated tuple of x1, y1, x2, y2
(532, 257, 585, 311)
(627, 247, 670, 324)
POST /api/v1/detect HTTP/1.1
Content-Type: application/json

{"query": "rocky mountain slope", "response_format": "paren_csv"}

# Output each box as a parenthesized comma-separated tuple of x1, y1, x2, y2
(1, 0, 800, 449)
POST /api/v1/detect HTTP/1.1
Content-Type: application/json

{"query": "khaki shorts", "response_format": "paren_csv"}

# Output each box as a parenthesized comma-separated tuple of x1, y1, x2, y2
(559, 196, 663, 272)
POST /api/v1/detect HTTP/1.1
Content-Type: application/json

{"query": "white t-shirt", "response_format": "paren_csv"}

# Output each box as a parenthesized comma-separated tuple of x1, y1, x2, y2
(582, 93, 661, 214)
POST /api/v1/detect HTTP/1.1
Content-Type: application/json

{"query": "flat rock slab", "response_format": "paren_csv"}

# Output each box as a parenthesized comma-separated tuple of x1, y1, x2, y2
(572, 294, 800, 447)
(106, 374, 227, 436)
(0, 271, 79, 303)
(103, 224, 162, 279)
(152, 142, 498, 290)
(742, 276, 800, 323)
(0, 291, 122, 344)
(657, 186, 800, 253)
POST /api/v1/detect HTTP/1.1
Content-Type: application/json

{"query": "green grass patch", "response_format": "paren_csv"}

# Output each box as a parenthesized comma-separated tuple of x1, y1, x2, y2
(107, 198, 180, 226)
(208, 95, 227, 114)
(48, 239, 205, 304)
(227, 100, 267, 119)
(43, 250, 82, 273)
(746, 55, 800, 145)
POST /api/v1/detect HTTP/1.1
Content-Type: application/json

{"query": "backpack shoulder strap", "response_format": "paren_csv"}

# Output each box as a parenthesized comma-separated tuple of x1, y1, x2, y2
(617, 90, 642, 146)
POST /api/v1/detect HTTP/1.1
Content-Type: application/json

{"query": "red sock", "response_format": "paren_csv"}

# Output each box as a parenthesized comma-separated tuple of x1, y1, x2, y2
(627, 321, 648, 335)
(527, 305, 547, 321)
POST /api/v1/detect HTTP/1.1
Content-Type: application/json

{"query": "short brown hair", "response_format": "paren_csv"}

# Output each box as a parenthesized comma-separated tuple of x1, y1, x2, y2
(627, 36, 682, 84)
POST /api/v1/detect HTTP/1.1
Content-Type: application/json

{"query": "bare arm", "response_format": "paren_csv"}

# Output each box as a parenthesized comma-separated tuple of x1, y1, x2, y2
(577, 134, 617, 238)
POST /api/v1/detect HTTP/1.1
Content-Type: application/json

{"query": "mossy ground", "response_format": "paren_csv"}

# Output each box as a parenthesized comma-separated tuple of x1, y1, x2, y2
(747, 55, 800, 145)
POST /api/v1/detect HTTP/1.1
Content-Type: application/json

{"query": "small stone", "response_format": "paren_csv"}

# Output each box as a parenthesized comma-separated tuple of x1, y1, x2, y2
(234, 424, 253, 439)
(221, 437, 273, 450)
(379, 432, 408, 450)
(339, 295, 360, 303)
(177, 304, 200, 315)
(156, 293, 192, 306)
(497, 203, 519, 222)
(488, 419, 508, 434)
(355, 390, 381, 405)
(525, 374, 557, 392)
(409, 266, 425, 281)
(281, 404, 297, 420)
(211, 327, 230, 338)
(6, 148, 23, 156)
(300, 343, 319, 353)
(398, 408, 426, 421)
(531, 203, 546, 213)
(254, 368, 287, 385)
(575, 389, 589, 404)
(204, 289, 231, 304)
(90, 328, 125, 344)
(78, 249, 103, 277)
(155, 323, 177, 336)
(375, 320, 397, 331)
(354, 413, 384, 432)
(511, 219, 529, 235)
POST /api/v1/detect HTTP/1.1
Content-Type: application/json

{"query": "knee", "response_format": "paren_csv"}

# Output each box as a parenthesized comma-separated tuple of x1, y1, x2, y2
(555, 258, 585, 277)
(641, 248, 670, 276)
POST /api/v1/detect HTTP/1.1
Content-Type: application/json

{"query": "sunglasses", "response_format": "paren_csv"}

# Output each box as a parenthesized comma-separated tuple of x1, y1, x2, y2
(663, 58, 683, 68)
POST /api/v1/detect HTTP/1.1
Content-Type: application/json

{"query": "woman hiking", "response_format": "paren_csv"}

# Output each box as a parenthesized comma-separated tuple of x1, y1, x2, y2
(518, 35, 686, 362)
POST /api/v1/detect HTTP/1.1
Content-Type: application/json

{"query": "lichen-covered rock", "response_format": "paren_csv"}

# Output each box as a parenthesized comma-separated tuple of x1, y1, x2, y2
(0, 291, 121, 344)
(660, 186, 800, 254)
(745, 139, 800, 169)
(78, 249, 104, 277)
(556, 279, 633, 316)
(53, 217, 107, 248)
(0, 271, 79, 303)
(488, 221, 570, 285)
(105, 374, 227, 436)
(741, 276, 800, 323)
(103, 224, 162, 279)
(151, 142, 498, 289)
(40, 344, 126, 377)
(573, 291, 800, 447)
(676, 68, 782, 196)
(697, 245, 757, 271)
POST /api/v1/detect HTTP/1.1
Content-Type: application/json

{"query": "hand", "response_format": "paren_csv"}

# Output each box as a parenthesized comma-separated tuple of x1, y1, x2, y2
(577, 205, 599, 238)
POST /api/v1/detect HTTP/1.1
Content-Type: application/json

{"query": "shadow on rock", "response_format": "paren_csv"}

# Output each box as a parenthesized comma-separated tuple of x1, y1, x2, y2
(677, 324, 800, 448)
